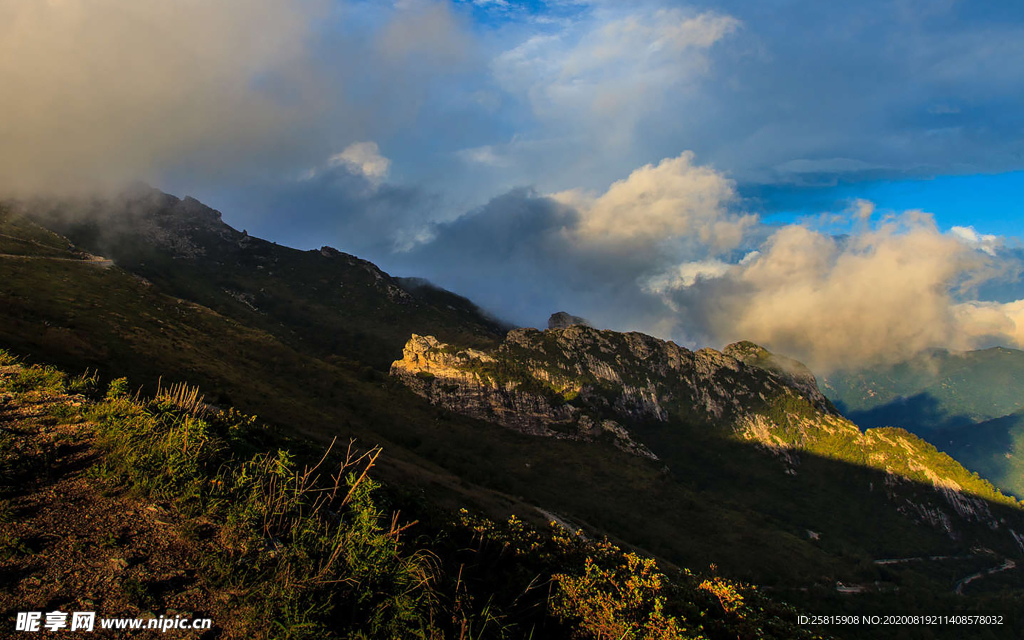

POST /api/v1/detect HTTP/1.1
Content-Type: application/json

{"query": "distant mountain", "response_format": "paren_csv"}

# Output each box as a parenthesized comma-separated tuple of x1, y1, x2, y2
(16, 185, 507, 368)
(944, 409, 1024, 498)
(820, 348, 1024, 497)
(820, 347, 1024, 433)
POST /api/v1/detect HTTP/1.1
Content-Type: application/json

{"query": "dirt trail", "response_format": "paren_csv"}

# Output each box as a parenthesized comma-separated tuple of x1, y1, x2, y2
(0, 370, 232, 637)
(0, 253, 114, 267)
(954, 558, 1018, 595)
(874, 554, 977, 565)
(873, 553, 1018, 594)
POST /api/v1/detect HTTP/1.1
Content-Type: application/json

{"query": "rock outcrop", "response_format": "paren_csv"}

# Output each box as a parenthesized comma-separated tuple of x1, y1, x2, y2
(391, 334, 569, 437)
(723, 340, 830, 410)
(391, 332, 659, 459)
(391, 325, 839, 461)
(547, 312, 591, 330)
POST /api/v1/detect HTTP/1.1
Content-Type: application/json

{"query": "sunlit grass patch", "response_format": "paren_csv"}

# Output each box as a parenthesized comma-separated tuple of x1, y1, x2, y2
(88, 380, 443, 638)
(4, 364, 66, 394)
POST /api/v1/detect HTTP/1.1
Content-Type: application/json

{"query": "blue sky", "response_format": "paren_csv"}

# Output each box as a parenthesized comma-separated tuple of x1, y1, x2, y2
(746, 172, 1024, 239)
(2, 0, 1023, 370)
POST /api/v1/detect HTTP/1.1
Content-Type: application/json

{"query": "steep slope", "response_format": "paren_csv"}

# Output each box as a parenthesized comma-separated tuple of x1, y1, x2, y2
(0, 365, 240, 638)
(13, 186, 506, 368)
(2, 359, 822, 640)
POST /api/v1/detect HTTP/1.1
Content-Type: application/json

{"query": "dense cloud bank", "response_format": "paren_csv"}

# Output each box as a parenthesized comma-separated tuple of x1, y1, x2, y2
(0, 0, 323, 193)
(0, 0, 473, 194)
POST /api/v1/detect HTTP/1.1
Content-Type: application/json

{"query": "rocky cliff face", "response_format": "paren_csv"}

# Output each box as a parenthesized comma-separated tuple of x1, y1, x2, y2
(390, 333, 658, 459)
(390, 325, 838, 461)
(547, 311, 590, 329)
(722, 340, 828, 409)
(392, 325, 1024, 547)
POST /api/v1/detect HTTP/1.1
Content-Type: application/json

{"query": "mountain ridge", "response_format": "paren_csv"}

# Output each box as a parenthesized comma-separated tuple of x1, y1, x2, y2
(15, 185, 508, 368)
(389, 327, 840, 461)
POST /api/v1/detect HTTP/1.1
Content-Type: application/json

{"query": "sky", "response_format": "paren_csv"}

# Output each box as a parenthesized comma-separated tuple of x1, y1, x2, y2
(1, 0, 1023, 372)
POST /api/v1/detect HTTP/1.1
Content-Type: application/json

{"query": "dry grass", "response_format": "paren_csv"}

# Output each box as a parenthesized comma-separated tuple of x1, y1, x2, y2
(155, 379, 207, 418)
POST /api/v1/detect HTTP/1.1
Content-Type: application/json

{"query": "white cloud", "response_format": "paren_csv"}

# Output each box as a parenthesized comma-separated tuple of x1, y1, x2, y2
(492, 9, 739, 137)
(950, 225, 1001, 256)
(653, 211, 1020, 371)
(329, 142, 391, 184)
(642, 259, 732, 296)
(954, 299, 1024, 348)
(852, 199, 875, 221)
(456, 145, 511, 167)
(554, 151, 755, 251)
(403, 146, 1024, 373)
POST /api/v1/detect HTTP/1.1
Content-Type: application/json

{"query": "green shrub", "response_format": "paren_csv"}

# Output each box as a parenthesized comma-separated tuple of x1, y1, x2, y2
(68, 369, 99, 395)
(47, 402, 82, 424)
(5, 364, 66, 394)
(105, 377, 130, 400)
(450, 511, 818, 640)
(551, 553, 689, 639)
(89, 388, 441, 638)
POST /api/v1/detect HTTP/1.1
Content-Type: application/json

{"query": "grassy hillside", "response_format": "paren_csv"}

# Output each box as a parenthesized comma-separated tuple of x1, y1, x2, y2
(3, 205, 1024, 638)
(392, 327, 1024, 572)
(14, 187, 507, 369)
